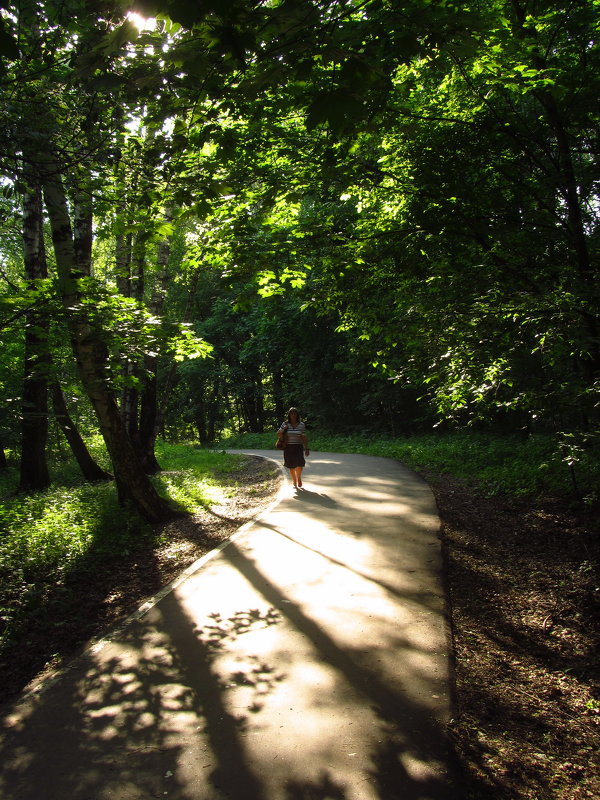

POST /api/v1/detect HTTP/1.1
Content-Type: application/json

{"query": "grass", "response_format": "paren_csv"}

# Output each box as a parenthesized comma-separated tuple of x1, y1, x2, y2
(152, 441, 245, 511)
(216, 429, 600, 503)
(0, 441, 250, 660)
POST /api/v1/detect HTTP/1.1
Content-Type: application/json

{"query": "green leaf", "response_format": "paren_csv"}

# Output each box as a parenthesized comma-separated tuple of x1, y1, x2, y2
(306, 88, 364, 134)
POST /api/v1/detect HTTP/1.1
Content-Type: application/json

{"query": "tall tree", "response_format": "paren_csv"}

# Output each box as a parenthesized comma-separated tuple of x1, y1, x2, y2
(18, 177, 50, 491)
(42, 165, 177, 520)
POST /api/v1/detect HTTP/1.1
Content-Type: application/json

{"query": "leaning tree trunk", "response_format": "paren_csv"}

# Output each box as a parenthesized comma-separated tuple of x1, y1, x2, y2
(51, 383, 112, 482)
(18, 179, 50, 492)
(43, 171, 178, 522)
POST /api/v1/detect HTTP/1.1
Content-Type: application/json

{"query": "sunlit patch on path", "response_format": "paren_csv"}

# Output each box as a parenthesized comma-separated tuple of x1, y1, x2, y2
(0, 451, 453, 800)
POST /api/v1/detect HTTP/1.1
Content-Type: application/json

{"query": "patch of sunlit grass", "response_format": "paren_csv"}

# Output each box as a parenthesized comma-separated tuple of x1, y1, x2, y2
(0, 442, 249, 655)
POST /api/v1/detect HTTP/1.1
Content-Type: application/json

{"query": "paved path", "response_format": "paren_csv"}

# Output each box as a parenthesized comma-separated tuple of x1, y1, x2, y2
(0, 451, 454, 800)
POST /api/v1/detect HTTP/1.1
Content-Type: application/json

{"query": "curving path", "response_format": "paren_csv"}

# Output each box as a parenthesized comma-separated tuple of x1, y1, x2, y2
(0, 451, 454, 800)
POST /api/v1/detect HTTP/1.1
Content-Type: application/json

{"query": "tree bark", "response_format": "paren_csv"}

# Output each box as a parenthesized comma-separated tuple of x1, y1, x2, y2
(115, 231, 133, 296)
(42, 170, 178, 522)
(273, 368, 285, 424)
(138, 221, 172, 473)
(155, 268, 201, 444)
(121, 233, 146, 446)
(51, 383, 112, 482)
(18, 179, 50, 492)
(138, 360, 161, 472)
(73, 193, 93, 276)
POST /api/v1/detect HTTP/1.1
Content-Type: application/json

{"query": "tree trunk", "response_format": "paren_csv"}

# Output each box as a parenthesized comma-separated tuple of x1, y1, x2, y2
(273, 368, 285, 424)
(137, 220, 172, 472)
(194, 382, 209, 444)
(18, 180, 50, 492)
(115, 231, 133, 296)
(73, 193, 93, 276)
(42, 171, 178, 522)
(51, 383, 112, 482)
(239, 365, 264, 433)
(121, 233, 146, 445)
(115, 228, 136, 431)
(122, 360, 140, 444)
(155, 267, 201, 443)
(138, 363, 161, 472)
(208, 387, 219, 442)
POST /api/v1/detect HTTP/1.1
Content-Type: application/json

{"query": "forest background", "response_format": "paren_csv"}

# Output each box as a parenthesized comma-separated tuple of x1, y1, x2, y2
(1, 0, 599, 510)
(0, 0, 599, 796)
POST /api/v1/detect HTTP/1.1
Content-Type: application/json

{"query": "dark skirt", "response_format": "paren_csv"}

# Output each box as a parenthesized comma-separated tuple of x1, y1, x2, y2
(283, 443, 305, 469)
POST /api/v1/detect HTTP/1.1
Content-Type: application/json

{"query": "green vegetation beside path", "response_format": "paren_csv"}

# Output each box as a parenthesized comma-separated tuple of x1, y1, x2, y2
(219, 430, 600, 504)
(0, 442, 257, 703)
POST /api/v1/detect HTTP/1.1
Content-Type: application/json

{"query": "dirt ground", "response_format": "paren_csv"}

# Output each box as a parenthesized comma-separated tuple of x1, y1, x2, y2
(2, 454, 599, 798)
(430, 471, 600, 799)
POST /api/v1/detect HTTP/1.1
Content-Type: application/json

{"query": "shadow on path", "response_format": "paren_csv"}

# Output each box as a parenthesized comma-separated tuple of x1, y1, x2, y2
(0, 451, 454, 800)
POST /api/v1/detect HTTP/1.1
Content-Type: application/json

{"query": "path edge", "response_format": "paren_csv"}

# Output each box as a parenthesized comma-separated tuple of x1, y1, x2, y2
(1, 453, 287, 713)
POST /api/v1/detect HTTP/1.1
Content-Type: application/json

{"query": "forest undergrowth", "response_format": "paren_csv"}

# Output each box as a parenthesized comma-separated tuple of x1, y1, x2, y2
(1, 431, 599, 798)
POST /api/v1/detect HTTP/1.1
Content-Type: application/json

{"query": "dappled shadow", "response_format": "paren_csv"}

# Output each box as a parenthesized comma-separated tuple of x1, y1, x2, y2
(439, 484, 600, 799)
(223, 542, 452, 798)
(157, 593, 271, 799)
(1, 453, 283, 707)
(1, 538, 452, 800)
(1, 450, 455, 799)
(0, 597, 286, 800)
(0, 500, 166, 706)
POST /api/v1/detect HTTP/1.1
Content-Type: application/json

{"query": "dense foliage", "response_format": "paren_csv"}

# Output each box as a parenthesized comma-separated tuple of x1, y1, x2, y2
(0, 0, 598, 519)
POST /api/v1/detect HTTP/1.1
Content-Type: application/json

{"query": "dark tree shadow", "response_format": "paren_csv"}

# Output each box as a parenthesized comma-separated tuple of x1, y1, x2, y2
(285, 771, 348, 799)
(223, 542, 454, 799)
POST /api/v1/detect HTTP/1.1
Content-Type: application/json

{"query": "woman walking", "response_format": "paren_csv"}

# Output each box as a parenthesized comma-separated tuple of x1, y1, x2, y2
(277, 407, 310, 488)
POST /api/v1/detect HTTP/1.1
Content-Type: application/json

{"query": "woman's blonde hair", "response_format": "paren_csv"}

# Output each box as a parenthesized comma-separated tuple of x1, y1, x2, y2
(287, 407, 301, 422)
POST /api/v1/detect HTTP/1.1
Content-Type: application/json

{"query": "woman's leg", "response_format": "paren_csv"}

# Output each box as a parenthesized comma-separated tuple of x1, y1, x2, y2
(290, 467, 298, 487)
(296, 467, 303, 487)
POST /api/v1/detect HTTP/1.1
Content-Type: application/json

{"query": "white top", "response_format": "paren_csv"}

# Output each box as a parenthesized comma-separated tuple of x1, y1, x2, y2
(279, 421, 306, 445)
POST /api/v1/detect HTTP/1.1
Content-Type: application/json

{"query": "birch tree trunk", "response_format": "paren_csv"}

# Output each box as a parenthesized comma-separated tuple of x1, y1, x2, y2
(42, 171, 178, 522)
(18, 179, 50, 492)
